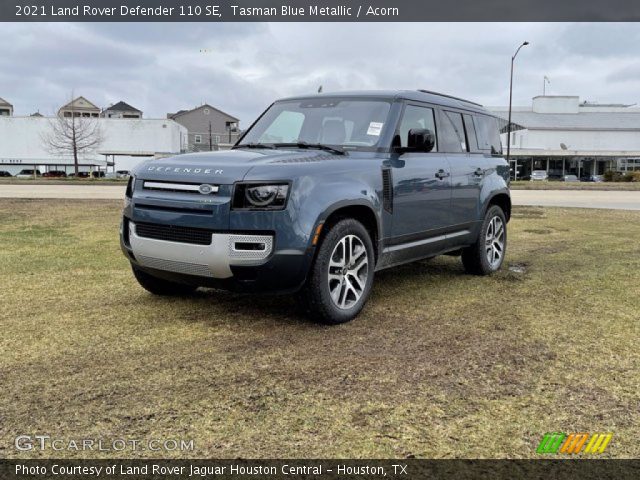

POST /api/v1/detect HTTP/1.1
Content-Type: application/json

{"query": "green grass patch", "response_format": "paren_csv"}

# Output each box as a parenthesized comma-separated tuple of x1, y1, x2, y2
(0, 200, 638, 459)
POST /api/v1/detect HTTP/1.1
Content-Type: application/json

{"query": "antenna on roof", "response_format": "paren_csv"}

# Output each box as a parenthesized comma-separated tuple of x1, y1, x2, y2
(543, 76, 550, 96)
(317, 85, 323, 94)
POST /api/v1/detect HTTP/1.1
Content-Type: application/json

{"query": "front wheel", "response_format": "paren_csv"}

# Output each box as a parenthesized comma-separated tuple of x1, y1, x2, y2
(298, 218, 375, 325)
(461, 205, 507, 275)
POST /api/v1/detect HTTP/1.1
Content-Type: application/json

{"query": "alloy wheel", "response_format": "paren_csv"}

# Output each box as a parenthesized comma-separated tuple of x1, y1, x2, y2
(485, 215, 505, 269)
(328, 234, 369, 309)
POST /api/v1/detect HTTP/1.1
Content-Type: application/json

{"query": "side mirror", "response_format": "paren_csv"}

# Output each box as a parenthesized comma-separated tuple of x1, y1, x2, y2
(407, 128, 435, 152)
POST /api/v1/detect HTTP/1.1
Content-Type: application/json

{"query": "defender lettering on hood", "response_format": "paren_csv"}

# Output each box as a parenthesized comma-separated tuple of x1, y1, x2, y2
(146, 166, 224, 175)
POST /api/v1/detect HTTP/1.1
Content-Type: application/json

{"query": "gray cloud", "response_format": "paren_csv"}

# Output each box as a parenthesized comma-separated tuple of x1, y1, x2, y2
(1, 22, 639, 124)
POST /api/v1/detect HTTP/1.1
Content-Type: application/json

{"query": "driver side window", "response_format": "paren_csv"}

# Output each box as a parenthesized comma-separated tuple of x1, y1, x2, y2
(396, 105, 437, 150)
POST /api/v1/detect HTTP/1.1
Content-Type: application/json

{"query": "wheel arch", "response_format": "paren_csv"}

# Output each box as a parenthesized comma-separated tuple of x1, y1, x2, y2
(485, 191, 511, 222)
(318, 201, 380, 263)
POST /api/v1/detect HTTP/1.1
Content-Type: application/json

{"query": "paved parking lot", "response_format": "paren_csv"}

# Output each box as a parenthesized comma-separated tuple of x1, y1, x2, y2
(1, 184, 639, 210)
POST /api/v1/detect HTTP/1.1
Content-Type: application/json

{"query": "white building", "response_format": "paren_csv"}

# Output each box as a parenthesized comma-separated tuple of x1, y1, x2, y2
(491, 95, 640, 179)
(0, 116, 188, 174)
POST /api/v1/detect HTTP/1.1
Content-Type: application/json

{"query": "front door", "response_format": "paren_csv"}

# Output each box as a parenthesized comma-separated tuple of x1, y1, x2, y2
(388, 104, 452, 251)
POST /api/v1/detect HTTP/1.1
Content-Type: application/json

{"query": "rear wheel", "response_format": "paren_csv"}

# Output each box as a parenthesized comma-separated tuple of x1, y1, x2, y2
(298, 218, 374, 324)
(462, 205, 507, 275)
(132, 265, 198, 296)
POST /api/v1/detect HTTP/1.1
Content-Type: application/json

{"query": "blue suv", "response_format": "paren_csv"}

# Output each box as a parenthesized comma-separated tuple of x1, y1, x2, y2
(121, 90, 510, 324)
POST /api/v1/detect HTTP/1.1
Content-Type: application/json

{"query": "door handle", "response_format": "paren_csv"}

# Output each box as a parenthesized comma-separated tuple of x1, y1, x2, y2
(435, 169, 450, 179)
(473, 167, 485, 177)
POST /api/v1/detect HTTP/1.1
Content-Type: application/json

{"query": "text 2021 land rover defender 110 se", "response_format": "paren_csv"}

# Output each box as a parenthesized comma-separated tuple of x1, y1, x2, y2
(121, 90, 510, 324)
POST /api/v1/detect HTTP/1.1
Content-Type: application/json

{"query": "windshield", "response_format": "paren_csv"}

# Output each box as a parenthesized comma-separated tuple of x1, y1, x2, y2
(238, 98, 392, 149)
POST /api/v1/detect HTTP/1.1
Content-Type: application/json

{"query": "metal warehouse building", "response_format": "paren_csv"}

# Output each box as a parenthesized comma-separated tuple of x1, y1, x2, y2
(0, 116, 188, 175)
(491, 95, 640, 180)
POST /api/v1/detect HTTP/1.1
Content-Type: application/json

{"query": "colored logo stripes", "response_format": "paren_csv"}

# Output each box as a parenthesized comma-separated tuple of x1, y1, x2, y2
(537, 433, 612, 454)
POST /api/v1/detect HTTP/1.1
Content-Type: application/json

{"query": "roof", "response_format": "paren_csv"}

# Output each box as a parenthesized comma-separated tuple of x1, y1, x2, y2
(168, 104, 239, 122)
(104, 101, 141, 113)
(0, 97, 12, 107)
(278, 90, 490, 114)
(59, 96, 100, 112)
(508, 148, 640, 157)
(491, 110, 640, 131)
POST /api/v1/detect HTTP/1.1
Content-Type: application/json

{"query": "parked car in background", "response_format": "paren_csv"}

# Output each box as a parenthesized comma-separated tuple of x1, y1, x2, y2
(16, 169, 42, 178)
(530, 170, 548, 181)
(116, 170, 131, 179)
(562, 174, 580, 182)
(0, 170, 12, 177)
(68, 172, 90, 178)
(91, 171, 105, 178)
(42, 170, 67, 178)
(581, 174, 604, 182)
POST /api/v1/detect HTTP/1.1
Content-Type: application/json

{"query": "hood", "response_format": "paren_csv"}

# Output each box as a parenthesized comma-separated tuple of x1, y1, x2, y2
(133, 148, 344, 184)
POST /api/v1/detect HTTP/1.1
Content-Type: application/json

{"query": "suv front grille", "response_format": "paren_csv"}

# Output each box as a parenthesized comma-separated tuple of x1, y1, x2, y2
(135, 222, 213, 245)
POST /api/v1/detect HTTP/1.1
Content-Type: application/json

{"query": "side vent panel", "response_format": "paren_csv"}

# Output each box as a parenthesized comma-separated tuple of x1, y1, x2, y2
(382, 168, 393, 213)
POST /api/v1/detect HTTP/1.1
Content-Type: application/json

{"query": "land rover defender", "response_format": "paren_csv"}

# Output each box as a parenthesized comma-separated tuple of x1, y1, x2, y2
(121, 90, 510, 324)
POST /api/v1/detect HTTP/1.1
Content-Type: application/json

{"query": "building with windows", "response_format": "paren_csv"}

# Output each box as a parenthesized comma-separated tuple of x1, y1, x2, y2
(101, 101, 143, 119)
(167, 104, 240, 151)
(491, 95, 640, 180)
(0, 97, 13, 116)
(0, 115, 187, 174)
(58, 96, 101, 118)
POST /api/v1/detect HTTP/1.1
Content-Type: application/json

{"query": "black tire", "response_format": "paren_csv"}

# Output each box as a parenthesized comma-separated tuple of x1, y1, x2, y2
(298, 218, 375, 325)
(132, 265, 198, 296)
(461, 205, 507, 276)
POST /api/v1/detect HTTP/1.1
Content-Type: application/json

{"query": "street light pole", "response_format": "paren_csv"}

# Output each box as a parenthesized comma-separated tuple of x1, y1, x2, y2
(507, 41, 529, 180)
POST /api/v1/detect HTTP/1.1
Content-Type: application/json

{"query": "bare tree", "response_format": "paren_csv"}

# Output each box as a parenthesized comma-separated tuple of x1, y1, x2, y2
(41, 96, 104, 176)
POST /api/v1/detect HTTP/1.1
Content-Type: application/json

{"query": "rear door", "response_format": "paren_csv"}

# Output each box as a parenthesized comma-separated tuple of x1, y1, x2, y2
(440, 110, 488, 237)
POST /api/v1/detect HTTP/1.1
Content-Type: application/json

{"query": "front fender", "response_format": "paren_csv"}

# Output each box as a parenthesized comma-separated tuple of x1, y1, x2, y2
(291, 175, 382, 248)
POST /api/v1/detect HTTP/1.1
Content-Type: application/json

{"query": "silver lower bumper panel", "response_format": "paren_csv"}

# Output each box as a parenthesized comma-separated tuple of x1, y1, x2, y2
(129, 221, 273, 279)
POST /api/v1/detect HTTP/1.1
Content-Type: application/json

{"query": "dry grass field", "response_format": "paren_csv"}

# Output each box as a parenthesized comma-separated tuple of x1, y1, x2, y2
(1, 200, 638, 459)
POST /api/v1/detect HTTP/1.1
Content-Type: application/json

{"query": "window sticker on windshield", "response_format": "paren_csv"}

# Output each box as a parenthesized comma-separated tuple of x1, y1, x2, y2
(367, 122, 383, 136)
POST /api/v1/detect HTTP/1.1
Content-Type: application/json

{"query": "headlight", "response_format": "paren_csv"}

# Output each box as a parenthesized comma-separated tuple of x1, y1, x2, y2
(232, 183, 290, 210)
(124, 175, 134, 208)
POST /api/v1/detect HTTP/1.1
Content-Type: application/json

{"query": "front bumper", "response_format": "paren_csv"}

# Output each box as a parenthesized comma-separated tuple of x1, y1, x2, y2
(128, 220, 273, 279)
(121, 219, 311, 293)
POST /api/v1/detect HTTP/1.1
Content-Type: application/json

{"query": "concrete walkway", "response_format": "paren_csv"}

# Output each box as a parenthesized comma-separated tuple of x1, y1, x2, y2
(511, 190, 640, 210)
(1, 185, 639, 210)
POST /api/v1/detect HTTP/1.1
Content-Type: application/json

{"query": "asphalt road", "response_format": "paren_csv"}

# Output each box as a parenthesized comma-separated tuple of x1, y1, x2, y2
(1, 185, 640, 210)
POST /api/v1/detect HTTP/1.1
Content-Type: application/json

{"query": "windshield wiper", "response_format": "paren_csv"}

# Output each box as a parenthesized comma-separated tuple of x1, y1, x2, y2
(235, 142, 276, 149)
(273, 142, 346, 155)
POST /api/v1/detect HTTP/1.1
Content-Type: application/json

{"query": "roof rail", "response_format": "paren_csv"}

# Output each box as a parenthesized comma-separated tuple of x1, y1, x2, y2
(417, 89, 483, 107)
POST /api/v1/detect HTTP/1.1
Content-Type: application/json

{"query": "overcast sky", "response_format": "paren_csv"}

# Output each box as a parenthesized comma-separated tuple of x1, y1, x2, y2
(2, 22, 640, 126)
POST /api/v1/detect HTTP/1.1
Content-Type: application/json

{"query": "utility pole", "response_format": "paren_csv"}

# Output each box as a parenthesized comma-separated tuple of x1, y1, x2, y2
(507, 41, 530, 180)
(209, 121, 213, 151)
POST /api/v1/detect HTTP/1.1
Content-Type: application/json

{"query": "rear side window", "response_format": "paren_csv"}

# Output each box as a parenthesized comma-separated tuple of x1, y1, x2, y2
(438, 110, 465, 153)
(473, 115, 503, 155)
(463, 114, 477, 151)
(444, 111, 467, 152)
